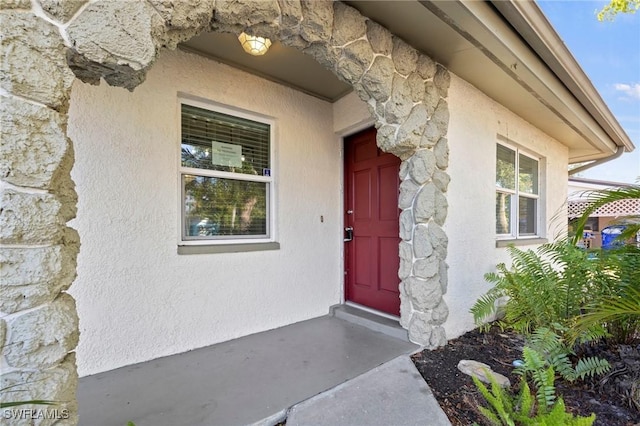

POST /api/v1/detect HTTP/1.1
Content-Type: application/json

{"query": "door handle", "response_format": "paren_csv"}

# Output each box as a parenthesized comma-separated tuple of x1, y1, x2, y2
(344, 227, 353, 242)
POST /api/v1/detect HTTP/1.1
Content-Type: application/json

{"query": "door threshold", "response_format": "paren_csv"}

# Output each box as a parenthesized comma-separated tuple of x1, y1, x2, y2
(330, 304, 410, 342)
(345, 302, 400, 321)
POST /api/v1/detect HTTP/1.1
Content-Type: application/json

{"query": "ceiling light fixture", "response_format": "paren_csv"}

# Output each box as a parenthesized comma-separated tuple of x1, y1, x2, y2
(238, 32, 272, 56)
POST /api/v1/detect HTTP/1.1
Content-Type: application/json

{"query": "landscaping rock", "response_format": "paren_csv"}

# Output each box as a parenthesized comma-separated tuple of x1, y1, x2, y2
(457, 359, 511, 388)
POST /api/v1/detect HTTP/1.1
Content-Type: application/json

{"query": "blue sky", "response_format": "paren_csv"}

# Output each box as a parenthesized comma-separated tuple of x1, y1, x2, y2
(537, 0, 640, 183)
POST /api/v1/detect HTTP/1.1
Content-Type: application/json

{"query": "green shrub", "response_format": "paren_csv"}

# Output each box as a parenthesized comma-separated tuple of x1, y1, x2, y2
(471, 242, 611, 335)
(523, 328, 610, 382)
(471, 242, 614, 382)
(472, 240, 640, 344)
(473, 363, 596, 426)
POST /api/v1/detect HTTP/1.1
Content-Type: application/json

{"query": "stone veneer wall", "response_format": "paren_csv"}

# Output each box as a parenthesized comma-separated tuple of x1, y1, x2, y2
(0, 0, 450, 422)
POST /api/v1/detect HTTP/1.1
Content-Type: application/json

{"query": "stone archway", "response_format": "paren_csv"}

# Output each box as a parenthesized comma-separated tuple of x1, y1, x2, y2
(1, 1, 450, 422)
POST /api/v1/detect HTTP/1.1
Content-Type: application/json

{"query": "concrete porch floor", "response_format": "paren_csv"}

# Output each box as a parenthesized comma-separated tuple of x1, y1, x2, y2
(78, 314, 430, 426)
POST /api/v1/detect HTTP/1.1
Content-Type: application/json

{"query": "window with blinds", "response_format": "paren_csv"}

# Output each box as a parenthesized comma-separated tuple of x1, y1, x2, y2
(495, 142, 540, 238)
(180, 101, 273, 242)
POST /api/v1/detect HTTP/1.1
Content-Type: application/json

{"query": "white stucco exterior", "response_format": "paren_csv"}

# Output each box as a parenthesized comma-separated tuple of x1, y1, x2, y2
(68, 49, 572, 376)
(443, 74, 569, 338)
(68, 50, 347, 376)
(3, 1, 628, 419)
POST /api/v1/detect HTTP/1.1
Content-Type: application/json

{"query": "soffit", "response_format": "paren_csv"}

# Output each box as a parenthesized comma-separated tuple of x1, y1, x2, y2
(180, 32, 352, 102)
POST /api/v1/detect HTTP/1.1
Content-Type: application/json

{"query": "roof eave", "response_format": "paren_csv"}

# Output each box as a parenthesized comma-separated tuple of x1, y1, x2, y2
(492, 0, 635, 155)
(339, 1, 633, 162)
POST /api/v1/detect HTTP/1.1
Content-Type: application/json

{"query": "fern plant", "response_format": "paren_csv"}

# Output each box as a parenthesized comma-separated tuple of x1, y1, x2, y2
(473, 373, 518, 426)
(472, 370, 596, 426)
(516, 347, 557, 410)
(471, 242, 611, 336)
(523, 328, 610, 382)
(471, 239, 638, 345)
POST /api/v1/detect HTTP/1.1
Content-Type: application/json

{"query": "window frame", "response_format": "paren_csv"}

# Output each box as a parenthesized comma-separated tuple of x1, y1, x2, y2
(178, 97, 277, 247)
(495, 141, 542, 240)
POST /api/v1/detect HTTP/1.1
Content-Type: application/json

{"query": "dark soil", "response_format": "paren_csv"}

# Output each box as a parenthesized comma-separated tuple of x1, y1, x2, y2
(411, 327, 640, 425)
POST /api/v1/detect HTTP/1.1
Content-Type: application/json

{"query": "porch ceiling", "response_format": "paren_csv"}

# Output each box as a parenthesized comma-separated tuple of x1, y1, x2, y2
(180, 32, 352, 102)
(179, 0, 634, 163)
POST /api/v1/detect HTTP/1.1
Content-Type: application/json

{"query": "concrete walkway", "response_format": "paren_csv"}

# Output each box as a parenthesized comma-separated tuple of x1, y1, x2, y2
(78, 314, 450, 426)
(287, 356, 451, 426)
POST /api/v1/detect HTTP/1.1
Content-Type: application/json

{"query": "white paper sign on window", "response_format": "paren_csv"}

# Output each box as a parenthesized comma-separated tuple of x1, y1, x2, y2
(211, 141, 242, 168)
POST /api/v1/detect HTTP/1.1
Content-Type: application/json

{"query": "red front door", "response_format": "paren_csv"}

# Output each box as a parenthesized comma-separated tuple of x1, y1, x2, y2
(344, 127, 401, 316)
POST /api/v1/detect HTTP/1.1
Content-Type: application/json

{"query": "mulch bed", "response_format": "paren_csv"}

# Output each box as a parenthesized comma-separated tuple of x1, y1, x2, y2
(411, 326, 640, 425)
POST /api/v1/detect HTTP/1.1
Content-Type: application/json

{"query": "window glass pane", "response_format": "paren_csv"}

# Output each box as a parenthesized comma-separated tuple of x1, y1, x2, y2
(496, 145, 516, 190)
(496, 192, 512, 234)
(519, 154, 538, 194)
(181, 104, 270, 176)
(519, 196, 537, 235)
(183, 174, 267, 238)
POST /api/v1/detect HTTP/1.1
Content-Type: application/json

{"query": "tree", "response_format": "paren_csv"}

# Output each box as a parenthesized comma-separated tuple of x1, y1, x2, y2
(598, 0, 640, 21)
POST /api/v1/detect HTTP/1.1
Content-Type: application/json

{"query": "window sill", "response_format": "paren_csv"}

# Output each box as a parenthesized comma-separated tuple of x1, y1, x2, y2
(496, 238, 548, 248)
(178, 242, 280, 255)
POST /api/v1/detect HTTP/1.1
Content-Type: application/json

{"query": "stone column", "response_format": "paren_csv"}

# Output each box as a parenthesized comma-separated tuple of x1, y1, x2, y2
(396, 66, 452, 347)
(1, 2, 81, 424)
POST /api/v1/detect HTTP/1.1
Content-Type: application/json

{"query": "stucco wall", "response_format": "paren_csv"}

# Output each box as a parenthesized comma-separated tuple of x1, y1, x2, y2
(444, 74, 569, 338)
(67, 48, 571, 375)
(68, 49, 343, 376)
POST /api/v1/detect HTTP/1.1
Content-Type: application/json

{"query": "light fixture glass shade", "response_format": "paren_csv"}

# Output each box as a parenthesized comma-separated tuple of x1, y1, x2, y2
(238, 32, 272, 56)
